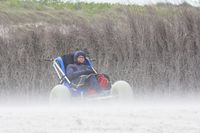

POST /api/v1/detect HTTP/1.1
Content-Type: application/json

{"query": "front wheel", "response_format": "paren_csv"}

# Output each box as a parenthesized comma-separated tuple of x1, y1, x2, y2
(49, 84, 71, 104)
(111, 80, 133, 101)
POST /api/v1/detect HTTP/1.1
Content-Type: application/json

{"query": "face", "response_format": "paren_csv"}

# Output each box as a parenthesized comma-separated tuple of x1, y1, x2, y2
(77, 55, 85, 64)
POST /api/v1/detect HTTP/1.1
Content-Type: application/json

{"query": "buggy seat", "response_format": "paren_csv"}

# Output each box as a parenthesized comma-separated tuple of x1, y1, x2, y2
(55, 53, 93, 76)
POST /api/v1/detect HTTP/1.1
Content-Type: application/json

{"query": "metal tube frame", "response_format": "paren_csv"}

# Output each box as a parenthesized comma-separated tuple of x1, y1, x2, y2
(53, 60, 71, 84)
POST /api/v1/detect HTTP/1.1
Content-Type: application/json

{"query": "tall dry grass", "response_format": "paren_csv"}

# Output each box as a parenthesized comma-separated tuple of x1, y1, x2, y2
(0, 4, 200, 98)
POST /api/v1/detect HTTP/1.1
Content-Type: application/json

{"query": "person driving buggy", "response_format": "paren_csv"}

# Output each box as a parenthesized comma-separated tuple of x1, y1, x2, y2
(66, 50, 104, 93)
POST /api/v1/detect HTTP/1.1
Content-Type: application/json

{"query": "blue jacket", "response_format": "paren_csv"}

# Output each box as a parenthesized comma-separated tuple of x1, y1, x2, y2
(66, 63, 94, 82)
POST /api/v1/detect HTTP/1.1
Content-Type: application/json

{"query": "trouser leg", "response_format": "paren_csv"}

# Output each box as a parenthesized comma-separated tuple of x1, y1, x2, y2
(88, 75, 101, 92)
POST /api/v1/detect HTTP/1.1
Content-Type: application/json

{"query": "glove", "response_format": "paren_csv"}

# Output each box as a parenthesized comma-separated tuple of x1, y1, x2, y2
(85, 69, 94, 75)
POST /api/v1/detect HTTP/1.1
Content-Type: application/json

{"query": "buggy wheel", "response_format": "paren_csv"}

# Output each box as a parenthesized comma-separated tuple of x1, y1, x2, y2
(111, 80, 133, 101)
(49, 84, 71, 104)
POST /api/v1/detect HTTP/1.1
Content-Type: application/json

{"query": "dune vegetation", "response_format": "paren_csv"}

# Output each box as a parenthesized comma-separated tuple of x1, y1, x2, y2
(0, 0, 200, 99)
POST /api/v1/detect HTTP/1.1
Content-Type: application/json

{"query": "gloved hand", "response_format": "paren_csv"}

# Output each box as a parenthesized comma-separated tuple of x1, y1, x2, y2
(85, 66, 94, 73)
(85, 69, 94, 75)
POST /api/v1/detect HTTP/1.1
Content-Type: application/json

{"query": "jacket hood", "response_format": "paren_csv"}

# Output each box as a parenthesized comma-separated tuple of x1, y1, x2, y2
(74, 51, 86, 63)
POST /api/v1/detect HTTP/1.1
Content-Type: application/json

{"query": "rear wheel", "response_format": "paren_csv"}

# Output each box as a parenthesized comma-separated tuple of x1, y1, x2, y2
(49, 85, 71, 104)
(111, 80, 133, 101)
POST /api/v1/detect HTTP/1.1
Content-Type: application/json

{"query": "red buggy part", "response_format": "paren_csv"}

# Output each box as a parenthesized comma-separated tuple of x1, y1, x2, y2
(86, 88, 97, 96)
(97, 74, 110, 89)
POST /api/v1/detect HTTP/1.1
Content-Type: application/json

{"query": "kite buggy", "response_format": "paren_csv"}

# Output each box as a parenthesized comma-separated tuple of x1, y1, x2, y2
(49, 51, 133, 103)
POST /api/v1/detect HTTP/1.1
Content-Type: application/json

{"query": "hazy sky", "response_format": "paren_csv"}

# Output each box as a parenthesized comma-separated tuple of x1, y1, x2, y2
(68, 0, 200, 6)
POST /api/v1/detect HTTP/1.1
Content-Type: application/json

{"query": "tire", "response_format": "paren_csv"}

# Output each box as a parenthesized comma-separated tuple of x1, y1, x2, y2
(49, 84, 71, 104)
(111, 80, 133, 101)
